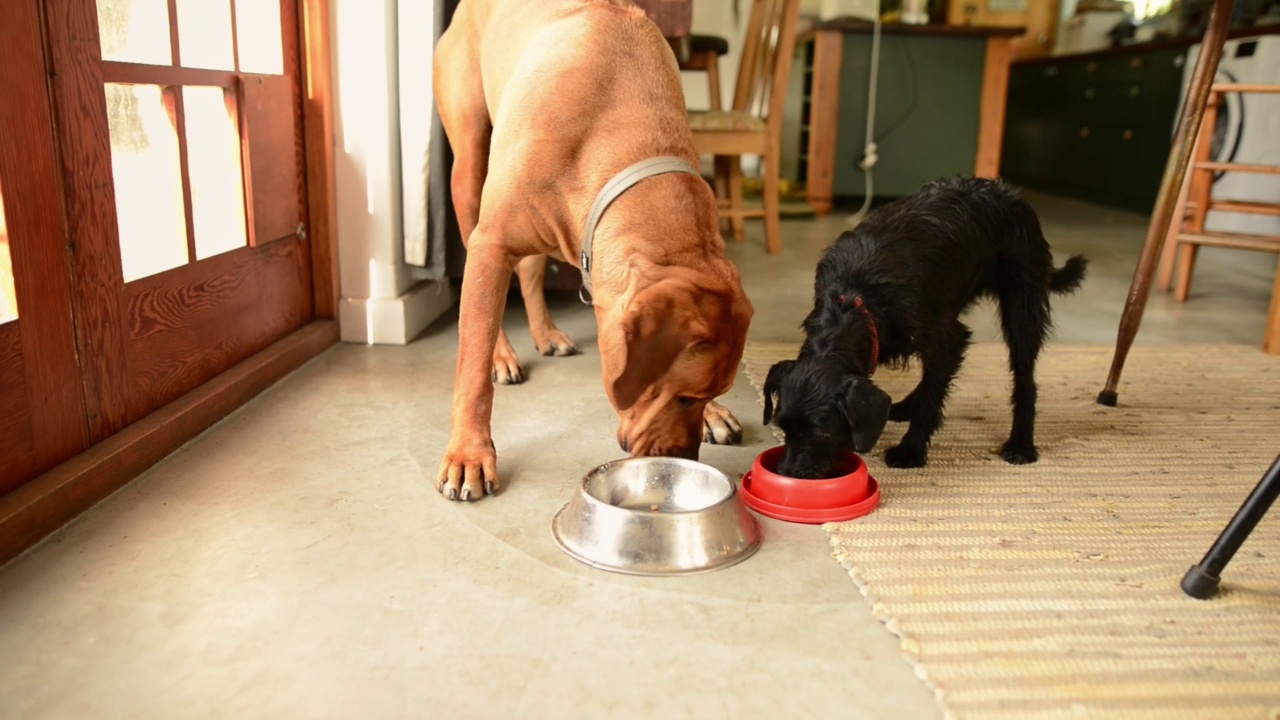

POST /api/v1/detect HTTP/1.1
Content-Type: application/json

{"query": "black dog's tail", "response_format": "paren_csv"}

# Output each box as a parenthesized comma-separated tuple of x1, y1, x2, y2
(1049, 255, 1088, 294)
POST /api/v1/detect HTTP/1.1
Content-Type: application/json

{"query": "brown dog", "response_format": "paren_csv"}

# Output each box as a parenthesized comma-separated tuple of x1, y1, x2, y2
(433, 0, 754, 501)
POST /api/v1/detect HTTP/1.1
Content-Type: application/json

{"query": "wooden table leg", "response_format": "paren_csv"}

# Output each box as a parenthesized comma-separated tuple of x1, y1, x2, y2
(975, 36, 1013, 179)
(1097, 0, 1234, 407)
(805, 30, 841, 216)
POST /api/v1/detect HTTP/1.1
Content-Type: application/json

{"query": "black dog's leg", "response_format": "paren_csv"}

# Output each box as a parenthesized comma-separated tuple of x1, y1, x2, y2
(997, 283, 1050, 464)
(889, 390, 918, 422)
(884, 322, 971, 468)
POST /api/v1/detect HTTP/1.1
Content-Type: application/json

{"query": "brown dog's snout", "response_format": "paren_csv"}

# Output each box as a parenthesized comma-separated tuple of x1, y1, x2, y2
(622, 431, 700, 460)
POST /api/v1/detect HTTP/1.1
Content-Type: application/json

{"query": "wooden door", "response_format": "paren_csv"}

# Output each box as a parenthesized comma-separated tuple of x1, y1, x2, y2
(45, 0, 315, 439)
(0, 0, 92, 493)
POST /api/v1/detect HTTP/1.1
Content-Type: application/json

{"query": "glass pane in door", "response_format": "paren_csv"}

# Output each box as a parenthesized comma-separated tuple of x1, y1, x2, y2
(235, 1, 284, 75)
(183, 86, 247, 259)
(176, 0, 235, 70)
(105, 83, 189, 282)
(0, 179, 15, 323)
(97, 0, 173, 66)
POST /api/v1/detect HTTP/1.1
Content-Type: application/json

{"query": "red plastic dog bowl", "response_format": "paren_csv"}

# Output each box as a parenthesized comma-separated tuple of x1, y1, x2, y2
(739, 446, 880, 524)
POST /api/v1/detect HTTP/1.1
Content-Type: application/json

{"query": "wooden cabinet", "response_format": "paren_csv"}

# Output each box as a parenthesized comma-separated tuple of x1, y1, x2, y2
(1001, 45, 1189, 213)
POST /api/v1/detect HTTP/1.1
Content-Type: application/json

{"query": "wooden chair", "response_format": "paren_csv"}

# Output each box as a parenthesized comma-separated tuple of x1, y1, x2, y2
(1154, 83, 1280, 354)
(689, 0, 801, 255)
(680, 34, 731, 112)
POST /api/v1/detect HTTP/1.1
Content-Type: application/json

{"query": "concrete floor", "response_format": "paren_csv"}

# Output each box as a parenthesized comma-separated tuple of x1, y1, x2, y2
(0, 192, 1274, 719)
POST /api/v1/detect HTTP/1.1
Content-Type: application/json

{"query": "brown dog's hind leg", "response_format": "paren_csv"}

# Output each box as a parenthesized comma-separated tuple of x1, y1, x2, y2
(702, 400, 744, 445)
(437, 76, 526, 385)
(516, 255, 578, 357)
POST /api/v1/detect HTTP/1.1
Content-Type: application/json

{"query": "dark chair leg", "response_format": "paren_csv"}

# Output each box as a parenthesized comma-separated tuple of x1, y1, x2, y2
(1182, 453, 1280, 599)
(1097, 0, 1236, 408)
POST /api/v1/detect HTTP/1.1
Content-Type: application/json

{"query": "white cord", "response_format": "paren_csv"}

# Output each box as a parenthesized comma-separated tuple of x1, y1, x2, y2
(847, 4, 882, 226)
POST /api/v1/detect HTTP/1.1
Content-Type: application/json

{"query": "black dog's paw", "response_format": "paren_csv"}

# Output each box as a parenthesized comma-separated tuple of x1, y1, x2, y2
(884, 443, 927, 468)
(999, 440, 1039, 465)
(888, 399, 915, 423)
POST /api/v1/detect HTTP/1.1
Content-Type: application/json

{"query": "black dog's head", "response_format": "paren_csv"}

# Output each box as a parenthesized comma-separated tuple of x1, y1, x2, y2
(762, 357, 891, 479)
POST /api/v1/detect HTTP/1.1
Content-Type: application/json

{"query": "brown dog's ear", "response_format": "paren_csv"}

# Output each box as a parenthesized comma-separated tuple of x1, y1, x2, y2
(611, 292, 690, 410)
(762, 360, 795, 425)
(841, 377, 891, 453)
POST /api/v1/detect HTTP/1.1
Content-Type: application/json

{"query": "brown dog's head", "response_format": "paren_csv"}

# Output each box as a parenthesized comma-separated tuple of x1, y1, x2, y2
(597, 274, 752, 459)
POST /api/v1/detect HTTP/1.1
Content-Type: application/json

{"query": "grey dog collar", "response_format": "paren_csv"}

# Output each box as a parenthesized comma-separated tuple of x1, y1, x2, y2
(578, 156, 701, 304)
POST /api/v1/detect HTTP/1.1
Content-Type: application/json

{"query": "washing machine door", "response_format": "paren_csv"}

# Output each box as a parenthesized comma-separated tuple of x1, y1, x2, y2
(1177, 50, 1244, 184)
(1205, 68, 1245, 183)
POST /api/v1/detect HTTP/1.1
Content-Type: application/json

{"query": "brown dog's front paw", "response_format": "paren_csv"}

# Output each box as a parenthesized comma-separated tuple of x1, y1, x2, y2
(702, 401, 744, 445)
(535, 328, 578, 357)
(437, 439, 499, 501)
(491, 344, 525, 385)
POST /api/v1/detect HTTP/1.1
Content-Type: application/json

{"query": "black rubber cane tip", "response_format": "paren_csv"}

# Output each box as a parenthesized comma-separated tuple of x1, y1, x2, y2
(1181, 564, 1221, 600)
(1096, 390, 1119, 407)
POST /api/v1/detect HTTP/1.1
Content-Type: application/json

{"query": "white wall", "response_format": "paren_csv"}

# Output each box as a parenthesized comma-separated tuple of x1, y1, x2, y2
(330, 0, 452, 345)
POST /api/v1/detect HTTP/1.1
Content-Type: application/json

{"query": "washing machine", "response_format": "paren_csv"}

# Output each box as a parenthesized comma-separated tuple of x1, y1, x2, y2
(1179, 35, 1280, 237)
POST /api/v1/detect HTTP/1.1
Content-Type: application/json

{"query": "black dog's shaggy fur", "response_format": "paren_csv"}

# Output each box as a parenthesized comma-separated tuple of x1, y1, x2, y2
(763, 177, 1088, 478)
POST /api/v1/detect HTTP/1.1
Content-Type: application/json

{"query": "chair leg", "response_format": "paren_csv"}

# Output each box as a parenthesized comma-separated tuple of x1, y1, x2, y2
(706, 55, 722, 112)
(1182, 453, 1280, 599)
(713, 155, 730, 235)
(1173, 97, 1219, 303)
(1174, 244, 1199, 303)
(1157, 173, 1193, 292)
(1097, 0, 1233, 408)
(762, 147, 782, 255)
(728, 156, 745, 243)
(1264, 258, 1280, 356)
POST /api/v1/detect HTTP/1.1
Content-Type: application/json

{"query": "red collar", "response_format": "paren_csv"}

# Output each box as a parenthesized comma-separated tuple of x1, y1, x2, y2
(839, 295, 879, 376)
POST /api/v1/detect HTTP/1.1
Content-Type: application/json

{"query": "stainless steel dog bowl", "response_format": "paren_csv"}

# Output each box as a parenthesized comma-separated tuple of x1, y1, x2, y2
(552, 457, 762, 576)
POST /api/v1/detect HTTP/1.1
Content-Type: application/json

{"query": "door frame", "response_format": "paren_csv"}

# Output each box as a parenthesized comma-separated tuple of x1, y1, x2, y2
(0, 0, 341, 566)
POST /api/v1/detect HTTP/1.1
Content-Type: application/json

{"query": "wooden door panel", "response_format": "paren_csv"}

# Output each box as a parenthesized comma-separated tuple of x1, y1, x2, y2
(39, 0, 314, 432)
(44, 0, 136, 442)
(0, 324, 38, 495)
(126, 238, 310, 413)
(240, 73, 305, 246)
(0, 0, 91, 493)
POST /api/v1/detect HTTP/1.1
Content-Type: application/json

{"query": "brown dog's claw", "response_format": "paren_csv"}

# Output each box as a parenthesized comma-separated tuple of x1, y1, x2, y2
(701, 401, 744, 445)
(437, 439, 499, 501)
(492, 335, 525, 385)
(491, 359, 525, 385)
(536, 328, 578, 357)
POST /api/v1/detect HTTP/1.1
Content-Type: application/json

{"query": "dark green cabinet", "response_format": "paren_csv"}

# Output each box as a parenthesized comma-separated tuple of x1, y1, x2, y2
(1001, 46, 1188, 213)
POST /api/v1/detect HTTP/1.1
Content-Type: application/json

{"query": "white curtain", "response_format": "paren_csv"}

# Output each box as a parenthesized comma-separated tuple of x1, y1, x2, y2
(397, 0, 448, 278)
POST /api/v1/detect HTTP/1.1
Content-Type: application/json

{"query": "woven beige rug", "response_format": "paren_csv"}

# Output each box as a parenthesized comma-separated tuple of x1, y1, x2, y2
(741, 343, 1280, 720)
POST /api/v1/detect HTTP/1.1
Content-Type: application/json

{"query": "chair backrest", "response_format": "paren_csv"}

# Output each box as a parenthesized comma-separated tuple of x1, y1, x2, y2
(731, 0, 801, 123)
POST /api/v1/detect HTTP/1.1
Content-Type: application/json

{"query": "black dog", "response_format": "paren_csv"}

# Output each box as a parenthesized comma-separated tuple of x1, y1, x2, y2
(763, 177, 1087, 478)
